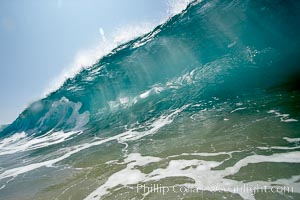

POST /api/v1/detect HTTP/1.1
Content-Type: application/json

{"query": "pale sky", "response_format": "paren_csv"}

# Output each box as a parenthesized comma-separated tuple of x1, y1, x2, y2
(0, 0, 173, 124)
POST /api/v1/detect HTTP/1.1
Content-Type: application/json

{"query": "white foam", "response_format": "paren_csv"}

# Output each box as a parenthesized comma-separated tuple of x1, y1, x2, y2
(224, 151, 300, 175)
(0, 98, 90, 156)
(166, 69, 199, 88)
(257, 146, 300, 150)
(84, 153, 161, 200)
(283, 119, 298, 122)
(140, 90, 151, 99)
(132, 29, 161, 48)
(84, 151, 300, 200)
(283, 137, 300, 143)
(230, 107, 247, 113)
(177, 150, 242, 157)
(0, 184, 5, 190)
(0, 105, 188, 179)
(166, 0, 193, 17)
(139, 86, 164, 99)
(0, 132, 26, 149)
(119, 97, 129, 105)
(117, 105, 189, 143)
(267, 110, 298, 123)
(106, 85, 163, 110)
(0, 130, 80, 156)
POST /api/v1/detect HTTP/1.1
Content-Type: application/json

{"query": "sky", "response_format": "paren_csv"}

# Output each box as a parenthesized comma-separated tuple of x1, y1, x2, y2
(0, 0, 178, 124)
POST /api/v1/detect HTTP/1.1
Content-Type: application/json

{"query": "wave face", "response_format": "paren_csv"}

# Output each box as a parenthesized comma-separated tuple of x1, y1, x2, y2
(1, 0, 300, 199)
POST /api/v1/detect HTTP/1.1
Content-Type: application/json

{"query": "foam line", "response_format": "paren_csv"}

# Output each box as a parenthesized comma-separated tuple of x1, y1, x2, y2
(284, 137, 300, 143)
(84, 151, 300, 200)
(0, 130, 80, 156)
(267, 110, 298, 123)
(0, 106, 187, 180)
(230, 107, 247, 113)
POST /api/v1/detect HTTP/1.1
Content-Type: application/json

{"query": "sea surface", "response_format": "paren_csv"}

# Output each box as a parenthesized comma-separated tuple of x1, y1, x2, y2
(1, 0, 300, 199)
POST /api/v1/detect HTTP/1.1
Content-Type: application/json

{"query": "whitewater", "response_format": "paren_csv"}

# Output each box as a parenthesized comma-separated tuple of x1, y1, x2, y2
(1, 0, 300, 199)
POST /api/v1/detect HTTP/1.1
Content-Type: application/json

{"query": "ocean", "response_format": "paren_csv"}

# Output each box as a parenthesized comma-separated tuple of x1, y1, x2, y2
(1, 0, 300, 199)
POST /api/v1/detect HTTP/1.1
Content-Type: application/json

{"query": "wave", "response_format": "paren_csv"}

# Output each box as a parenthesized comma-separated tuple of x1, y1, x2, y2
(0, 1, 300, 199)
(43, 0, 194, 95)
(2, 0, 300, 139)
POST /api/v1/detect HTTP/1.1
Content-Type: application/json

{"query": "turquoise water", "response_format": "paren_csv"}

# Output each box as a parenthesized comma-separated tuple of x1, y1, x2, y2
(1, 0, 300, 199)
